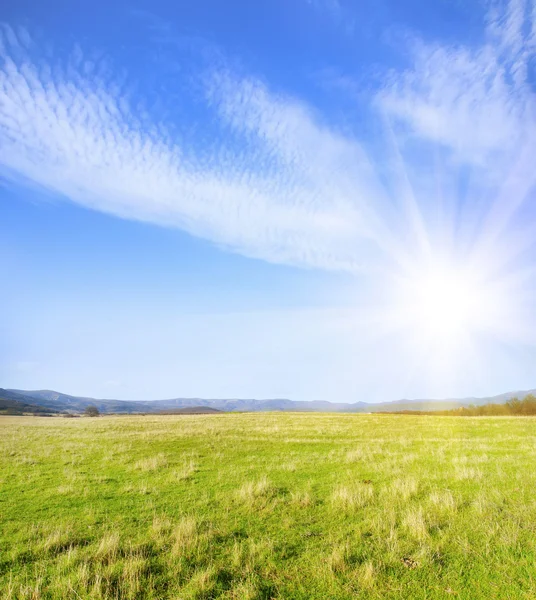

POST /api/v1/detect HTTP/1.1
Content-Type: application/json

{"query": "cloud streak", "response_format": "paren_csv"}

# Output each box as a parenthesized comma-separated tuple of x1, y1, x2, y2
(1, 1, 536, 277)
(376, 0, 536, 275)
(0, 25, 391, 272)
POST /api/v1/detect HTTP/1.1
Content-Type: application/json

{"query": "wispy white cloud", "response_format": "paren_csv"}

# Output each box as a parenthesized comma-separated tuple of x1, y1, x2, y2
(0, 24, 394, 272)
(1, 1, 536, 277)
(377, 0, 536, 270)
(379, 1, 536, 161)
(378, 44, 531, 166)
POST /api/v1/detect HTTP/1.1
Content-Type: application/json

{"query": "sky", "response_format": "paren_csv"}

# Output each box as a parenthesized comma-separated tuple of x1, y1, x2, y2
(2, 0, 536, 402)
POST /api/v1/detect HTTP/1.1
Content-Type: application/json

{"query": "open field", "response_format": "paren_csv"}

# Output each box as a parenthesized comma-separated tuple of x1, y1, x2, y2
(2, 414, 536, 599)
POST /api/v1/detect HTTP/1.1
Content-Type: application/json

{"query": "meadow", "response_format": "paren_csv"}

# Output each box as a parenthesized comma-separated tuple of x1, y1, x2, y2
(1, 413, 536, 599)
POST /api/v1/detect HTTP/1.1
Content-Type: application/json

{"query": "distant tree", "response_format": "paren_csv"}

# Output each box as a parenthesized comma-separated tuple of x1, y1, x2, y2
(519, 394, 536, 415)
(84, 405, 100, 417)
(506, 397, 521, 414)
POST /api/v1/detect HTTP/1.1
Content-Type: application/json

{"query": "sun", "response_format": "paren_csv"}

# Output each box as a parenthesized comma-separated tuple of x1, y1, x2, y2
(413, 268, 482, 338)
(393, 261, 496, 345)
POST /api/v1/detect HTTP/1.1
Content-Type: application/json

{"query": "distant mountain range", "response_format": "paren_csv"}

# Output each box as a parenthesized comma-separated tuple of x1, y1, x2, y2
(2, 387, 536, 415)
(0, 389, 60, 415)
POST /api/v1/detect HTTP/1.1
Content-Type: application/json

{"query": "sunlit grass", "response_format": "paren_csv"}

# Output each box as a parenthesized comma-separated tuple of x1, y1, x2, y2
(2, 413, 536, 598)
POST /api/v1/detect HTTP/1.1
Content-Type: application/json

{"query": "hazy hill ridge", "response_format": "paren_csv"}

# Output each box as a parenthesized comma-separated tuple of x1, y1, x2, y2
(0, 389, 60, 415)
(3, 388, 536, 415)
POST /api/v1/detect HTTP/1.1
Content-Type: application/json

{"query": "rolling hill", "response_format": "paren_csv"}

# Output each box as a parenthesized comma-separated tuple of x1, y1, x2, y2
(158, 407, 223, 415)
(0, 389, 60, 415)
(3, 387, 536, 415)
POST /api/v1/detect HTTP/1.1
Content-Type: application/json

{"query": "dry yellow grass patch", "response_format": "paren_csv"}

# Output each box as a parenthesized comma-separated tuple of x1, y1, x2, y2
(454, 465, 483, 480)
(471, 490, 502, 515)
(56, 484, 76, 495)
(355, 560, 376, 589)
(327, 542, 350, 574)
(151, 515, 173, 539)
(226, 579, 259, 599)
(17, 455, 39, 465)
(289, 490, 313, 507)
(428, 489, 457, 515)
(120, 553, 148, 598)
(280, 460, 298, 472)
(231, 538, 274, 576)
(172, 458, 198, 481)
(345, 448, 369, 463)
(172, 516, 199, 554)
(42, 528, 72, 553)
(134, 453, 168, 471)
(330, 482, 374, 511)
(237, 476, 274, 506)
(186, 566, 216, 596)
(403, 507, 428, 541)
(388, 477, 419, 501)
(122, 481, 154, 495)
(95, 532, 120, 563)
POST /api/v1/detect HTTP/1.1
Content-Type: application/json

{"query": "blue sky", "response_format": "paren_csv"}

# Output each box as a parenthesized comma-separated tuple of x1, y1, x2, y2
(2, 0, 536, 402)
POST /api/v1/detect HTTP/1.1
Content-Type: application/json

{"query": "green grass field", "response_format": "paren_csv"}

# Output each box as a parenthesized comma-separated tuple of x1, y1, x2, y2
(2, 414, 536, 599)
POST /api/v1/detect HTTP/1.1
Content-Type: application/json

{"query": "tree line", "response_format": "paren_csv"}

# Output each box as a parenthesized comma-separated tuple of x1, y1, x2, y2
(389, 395, 536, 416)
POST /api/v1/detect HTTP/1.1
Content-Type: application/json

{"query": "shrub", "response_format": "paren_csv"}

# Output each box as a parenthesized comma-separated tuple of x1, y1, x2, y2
(84, 405, 100, 417)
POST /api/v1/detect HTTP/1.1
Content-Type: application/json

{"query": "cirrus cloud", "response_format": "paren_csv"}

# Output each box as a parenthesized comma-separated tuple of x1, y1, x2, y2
(1, 1, 536, 276)
(0, 23, 393, 272)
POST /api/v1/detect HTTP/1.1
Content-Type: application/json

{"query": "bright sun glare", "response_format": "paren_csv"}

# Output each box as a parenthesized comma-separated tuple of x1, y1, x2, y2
(414, 269, 481, 336)
(395, 261, 499, 346)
